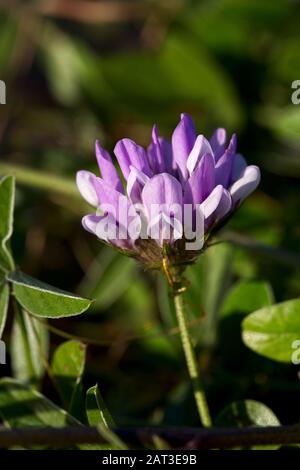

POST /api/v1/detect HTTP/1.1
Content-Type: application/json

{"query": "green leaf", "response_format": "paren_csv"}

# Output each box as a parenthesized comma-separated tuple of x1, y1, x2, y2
(221, 280, 274, 318)
(79, 250, 136, 311)
(52, 340, 86, 418)
(7, 271, 92, 318)
(219, 280, 274, 363)
(0, 377, 81, 428)
(0, 18, 18, 71)
(216, 399, 280, 427)
(10, 308, 49, 386)
(40, 25, 100, 106)
(0, 176, 15, 272)
(86, 384, 115, 428)
(242, 299, 300, 362)
(0, 283, 9, 338)
(85, 385, 127, 450)
(216, 400, 280, 449)
(159, 33, 243, 128)
(187, 243, 233, 346)
(259, 106, 300, 144)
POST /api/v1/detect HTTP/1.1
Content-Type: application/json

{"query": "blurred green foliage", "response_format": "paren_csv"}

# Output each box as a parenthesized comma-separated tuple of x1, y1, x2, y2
(0, 0, 300, 428)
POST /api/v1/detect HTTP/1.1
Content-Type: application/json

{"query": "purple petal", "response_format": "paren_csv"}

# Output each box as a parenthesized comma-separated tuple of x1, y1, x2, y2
(92, 177, 141, 245)
(82, 213, 136, 250)
(172, 113, 196, 181)
(114, 138, 151, 180)
(142, 173, 183, 215)
(200, 185, 224, 219)
(200, 186, 232, 230)
(214, 188, 232, 220)
(184, 153, 215, 205)
(186, 135, 214, 175)
(215, 134, 237, 188)
(147, 212, 183, 247)
(95, 213, 137, 249)
(95, 141, 124, 193)
(142, 174, 183, 243)
(148, 125, 173, 174)
(127, 166, 149, 204)
(230, 165, 260, 205)
(231, 153, 247, 183)
(76, 170, 99, 207)
(82, 214, 102, 234)
(210, 128, 227, 161)
(91, 175, 131, 220)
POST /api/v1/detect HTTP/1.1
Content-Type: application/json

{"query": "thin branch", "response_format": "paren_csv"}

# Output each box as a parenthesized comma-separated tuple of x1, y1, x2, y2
(37, 0, 147, 24)
(33, 315, 203, 347)
(222, 230, 300, 268)
(0, 425, 300, 449)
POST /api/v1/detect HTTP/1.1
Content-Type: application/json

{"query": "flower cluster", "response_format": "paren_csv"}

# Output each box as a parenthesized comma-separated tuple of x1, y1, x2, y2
(77, 113, 260, 268)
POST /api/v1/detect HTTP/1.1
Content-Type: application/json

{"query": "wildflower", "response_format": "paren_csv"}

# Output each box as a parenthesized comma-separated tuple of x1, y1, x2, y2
(77, 113, 260, 269)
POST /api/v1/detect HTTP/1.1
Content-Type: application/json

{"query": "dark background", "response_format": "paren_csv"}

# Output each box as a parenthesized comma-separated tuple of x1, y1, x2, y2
(0, 0, 300, 427)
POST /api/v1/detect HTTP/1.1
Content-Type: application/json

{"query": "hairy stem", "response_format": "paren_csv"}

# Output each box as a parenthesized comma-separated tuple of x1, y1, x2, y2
(173, 291, 212, 427)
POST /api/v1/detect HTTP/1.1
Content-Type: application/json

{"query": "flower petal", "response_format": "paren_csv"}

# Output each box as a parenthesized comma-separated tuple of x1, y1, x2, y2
(95, 141, 124, 193)
(231, 153, 247, 183)
(127, 166, 150, 204)
(214, 188, 232, 220)
(210, 128, 227, 161)
(76, 170, 99, 207)
(114, 138, 151, 180)
(147, 212, 183, 246)
(148, 125, 173, 174)
(184, 153, 215, 205)
(200, 185, 223, 219)
(142, 173, 183, 218)
(215, 134, 237, 188)
(172, 113, 196, 180)
(83, 213, 137, 250)
(230, 165, 261, 205)
(82, 214, 102, 234)
(142, 173, 183, 245)
(186, 135, 214, 175)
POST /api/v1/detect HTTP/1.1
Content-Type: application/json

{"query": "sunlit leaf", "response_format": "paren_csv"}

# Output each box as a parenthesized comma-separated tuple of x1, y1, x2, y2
(8, 271, 92, 318)
(0, 377, 81, 428)
(86, 384, 115, 428)
(242, 299, 300, 362)
(216, 399, 280, 449)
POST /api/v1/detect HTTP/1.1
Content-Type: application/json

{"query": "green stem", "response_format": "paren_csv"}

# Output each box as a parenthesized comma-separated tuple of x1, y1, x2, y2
(173, 290, 212, 427)
(0, 162, 78, 198)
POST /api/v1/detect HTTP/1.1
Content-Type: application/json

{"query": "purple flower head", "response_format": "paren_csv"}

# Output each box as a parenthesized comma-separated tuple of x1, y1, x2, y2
(77, 114, 260, 268)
